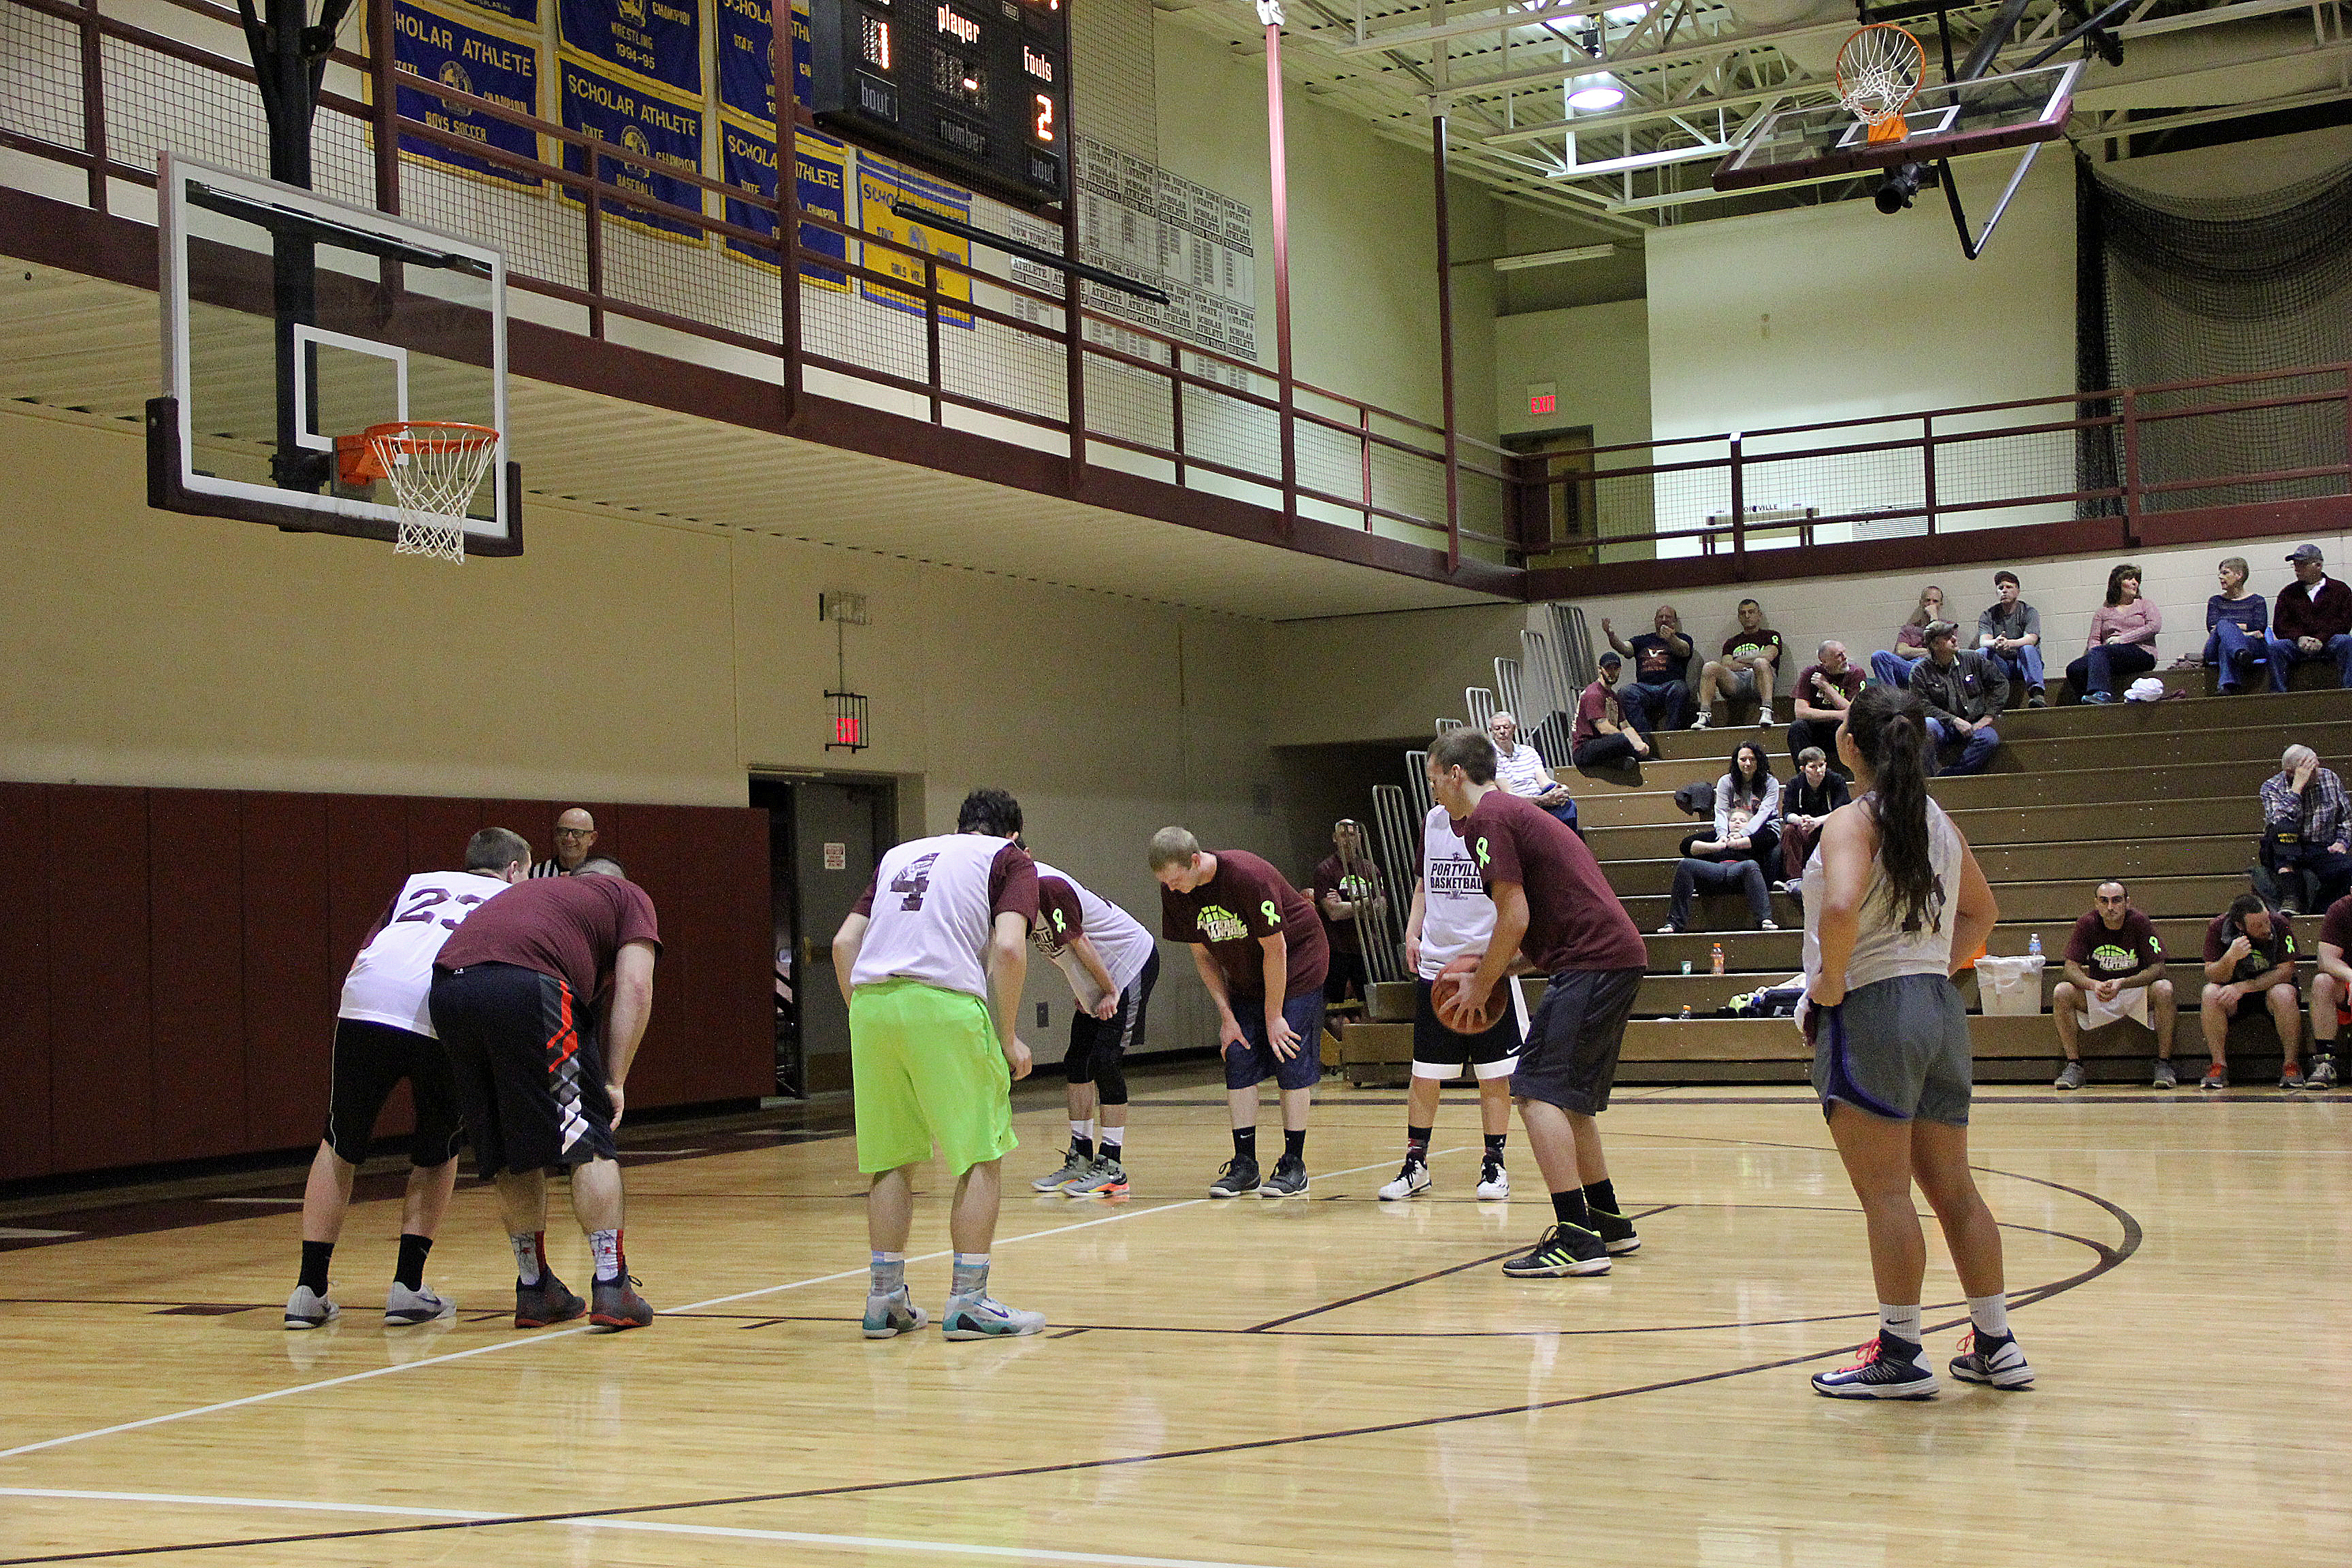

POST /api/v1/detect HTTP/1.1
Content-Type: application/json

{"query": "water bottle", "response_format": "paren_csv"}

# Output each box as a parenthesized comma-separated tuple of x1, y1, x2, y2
(2027, 932, 2042, 959)
(1711, 942, 1726, 976)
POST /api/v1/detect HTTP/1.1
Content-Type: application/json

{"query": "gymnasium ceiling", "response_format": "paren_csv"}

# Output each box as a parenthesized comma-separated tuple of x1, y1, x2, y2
(1155, 0, 2352, 235)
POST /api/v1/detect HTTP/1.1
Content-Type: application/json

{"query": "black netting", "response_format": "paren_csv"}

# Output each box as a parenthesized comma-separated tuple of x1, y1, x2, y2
(2078, 154, 2352, 511)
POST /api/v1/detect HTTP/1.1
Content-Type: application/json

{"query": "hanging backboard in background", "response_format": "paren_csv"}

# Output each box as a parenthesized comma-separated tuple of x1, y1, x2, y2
(1711, 60, 2081, 193)
(149, 154, 520, 555)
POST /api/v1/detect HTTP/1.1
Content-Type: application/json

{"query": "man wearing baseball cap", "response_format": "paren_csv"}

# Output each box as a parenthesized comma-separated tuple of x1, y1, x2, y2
(2266, 544, 2352, 691)
(1571, 651, 1650, 770)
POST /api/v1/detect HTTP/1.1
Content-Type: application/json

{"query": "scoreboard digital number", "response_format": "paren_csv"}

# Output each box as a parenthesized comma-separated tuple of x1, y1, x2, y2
(808, 0, 1070, 208)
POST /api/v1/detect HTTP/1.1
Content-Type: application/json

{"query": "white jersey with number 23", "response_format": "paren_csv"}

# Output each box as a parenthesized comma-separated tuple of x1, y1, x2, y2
(341, 871, 516, 1037)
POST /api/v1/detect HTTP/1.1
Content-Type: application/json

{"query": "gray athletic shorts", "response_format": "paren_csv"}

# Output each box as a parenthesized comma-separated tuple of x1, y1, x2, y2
(1722, 666, 1759, 697)
(1806, 972, 1972, 1126)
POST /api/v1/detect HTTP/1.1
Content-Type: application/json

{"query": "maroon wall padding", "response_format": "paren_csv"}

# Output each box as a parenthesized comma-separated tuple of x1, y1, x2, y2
(0, 784, 54, 1179)
(0, 783, 772, 1183)
(240, 793, 336, 1153)
(149, 790, 247, 1163)
(48, 787, 154, 1171)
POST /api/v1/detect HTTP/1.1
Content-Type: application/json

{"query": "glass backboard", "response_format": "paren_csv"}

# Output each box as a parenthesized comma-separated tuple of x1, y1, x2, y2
(1712, 61, 2081, 194)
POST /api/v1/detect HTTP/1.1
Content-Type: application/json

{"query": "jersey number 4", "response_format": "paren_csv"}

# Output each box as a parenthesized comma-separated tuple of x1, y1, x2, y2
(892, 854, 938, 912)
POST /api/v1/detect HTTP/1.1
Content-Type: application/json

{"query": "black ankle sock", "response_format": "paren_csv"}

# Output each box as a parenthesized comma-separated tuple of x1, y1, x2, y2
(1484, 1132, 1507, 1156)
(1071, 1136, 1094, 1160)
(1582, 1178, 1620, 1216)
(1550, 1188, 1592, 1228)
(1232, 1127, 1257, 1160)
(1283, 1128, 1307, 1162)
(1406, 1124, 1433, 1158)
(395, 1233, 432, 1291)
(299, 1240, 333, 1296)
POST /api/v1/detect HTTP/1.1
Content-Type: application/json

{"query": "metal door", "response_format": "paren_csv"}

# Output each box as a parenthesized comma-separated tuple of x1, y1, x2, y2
(791, 781, 888, 1093)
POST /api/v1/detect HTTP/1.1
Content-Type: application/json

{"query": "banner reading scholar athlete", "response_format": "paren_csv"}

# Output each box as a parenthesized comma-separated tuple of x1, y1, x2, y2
(559, 0, 701, 99)
(390, 1, 542, 189)
(560, 58, 705, 239)
(716, 0, 813, 125)
(719, 120, 851, 288)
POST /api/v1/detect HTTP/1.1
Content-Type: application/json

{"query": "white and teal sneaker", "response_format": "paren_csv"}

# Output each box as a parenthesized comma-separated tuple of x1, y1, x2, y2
(942, 1292, 1046, 1340)
(862, 1286, 928, 1339)
(1031, 1149, 1092, 1192)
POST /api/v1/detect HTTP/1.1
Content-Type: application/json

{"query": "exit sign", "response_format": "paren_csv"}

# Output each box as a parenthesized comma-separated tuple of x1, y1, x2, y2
(1526, 381, 1558, 417)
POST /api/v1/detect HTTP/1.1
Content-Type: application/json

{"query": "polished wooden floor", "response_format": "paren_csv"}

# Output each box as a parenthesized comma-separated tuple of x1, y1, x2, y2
(3, 1071, 2347, 1567)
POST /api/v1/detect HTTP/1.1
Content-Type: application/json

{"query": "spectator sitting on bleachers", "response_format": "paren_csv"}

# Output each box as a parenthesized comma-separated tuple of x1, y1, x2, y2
(1486, 709, 1578, 834)
(2065, 562, 2161, 704)
(1786, 640, 1861, 774)
(1774, 746, 1849, 894)
(1910, 621, 2008, 776)
(2264, 543, 2352, 691)
(1868, 583, 1944, 689)
(1976, 571, 2047, 708)
(2051, 880, 2176, 1090)
(2199, 892, 2304, 1092)
(2304, 890, 2351, 1090)
(2257, 744, 2352, 915)
(1659, 742, 1783, 935)
(1570, 652, 1651, 769)
(1603, 604, 1693, 735)
(1693, 598, 1784, 730)
(2204, 555, 2270, 696)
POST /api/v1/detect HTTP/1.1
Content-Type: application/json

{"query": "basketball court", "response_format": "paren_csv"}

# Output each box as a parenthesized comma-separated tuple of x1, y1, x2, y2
(3, 1076, 2346, 1567)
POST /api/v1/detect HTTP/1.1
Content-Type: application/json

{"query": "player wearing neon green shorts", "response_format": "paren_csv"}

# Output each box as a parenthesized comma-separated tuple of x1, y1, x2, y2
(833, 787, 1043, 1340)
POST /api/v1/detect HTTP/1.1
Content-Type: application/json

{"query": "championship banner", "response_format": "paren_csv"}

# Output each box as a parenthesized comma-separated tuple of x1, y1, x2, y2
(857, 154, 971, 328)
(716, 0, 812, 126)
(559, 58, 706, 240)
(559, 0, 701, 101)
(437, 0, 537, 27)
(719, 120, 851, 290)
(389, 1, 542, 189)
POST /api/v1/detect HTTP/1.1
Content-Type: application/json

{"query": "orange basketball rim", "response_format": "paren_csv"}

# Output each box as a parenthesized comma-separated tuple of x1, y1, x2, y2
(1835, 23, 1926, 144)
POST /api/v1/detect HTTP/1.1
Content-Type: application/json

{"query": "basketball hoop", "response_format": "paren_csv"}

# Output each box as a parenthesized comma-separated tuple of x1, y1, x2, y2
(1835, 24, 1925, 144)
(337, 421, 500, 564)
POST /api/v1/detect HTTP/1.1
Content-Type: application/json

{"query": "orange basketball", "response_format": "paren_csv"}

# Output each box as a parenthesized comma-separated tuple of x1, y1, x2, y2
(1432, 954, 1503, 1035)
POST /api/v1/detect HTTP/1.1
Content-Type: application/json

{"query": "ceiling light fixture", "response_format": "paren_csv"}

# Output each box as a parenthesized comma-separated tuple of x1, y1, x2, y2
(1567, 76, 1624, 110)
(1492, 244, 1618, 271)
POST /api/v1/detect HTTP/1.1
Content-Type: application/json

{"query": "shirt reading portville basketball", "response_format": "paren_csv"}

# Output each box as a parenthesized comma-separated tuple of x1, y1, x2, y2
(2064, 909, 2163, 978)
(342, 870, 516, 1036)
(1416, 804, 1494, 979)
(1160, 849, 1328, 999)
(434, 873, 662, 1002)
(1454, 790, 1647, 975)
(1030, 861, 1156, 1008)
(850, 834, 1039, 1002)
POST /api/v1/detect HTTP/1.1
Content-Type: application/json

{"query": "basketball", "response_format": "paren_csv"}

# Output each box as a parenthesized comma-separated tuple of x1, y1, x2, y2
(1432, 954, 1503, 1035)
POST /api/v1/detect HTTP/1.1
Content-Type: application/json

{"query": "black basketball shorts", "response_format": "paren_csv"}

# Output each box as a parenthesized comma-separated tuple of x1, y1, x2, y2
(323, 1018, 463, 1167)
(429, 962, 617, 1179)
(1509, 966, 1645, 1115)
(1410, 975, 1526, 1081)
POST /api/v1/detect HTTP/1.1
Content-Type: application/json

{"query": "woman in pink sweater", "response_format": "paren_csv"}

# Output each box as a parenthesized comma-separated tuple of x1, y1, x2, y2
(2065, 563, 2163, 703)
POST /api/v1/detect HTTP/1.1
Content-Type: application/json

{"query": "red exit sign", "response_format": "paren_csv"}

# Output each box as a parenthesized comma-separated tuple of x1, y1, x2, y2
(1526, 381, 1558, 419)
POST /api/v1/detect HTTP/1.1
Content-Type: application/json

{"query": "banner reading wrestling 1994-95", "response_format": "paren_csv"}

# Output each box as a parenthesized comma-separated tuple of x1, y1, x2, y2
(558, 0, 701, 100)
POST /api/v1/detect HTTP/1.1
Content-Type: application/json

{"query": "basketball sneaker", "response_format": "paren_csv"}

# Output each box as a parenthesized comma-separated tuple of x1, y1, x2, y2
(2280, 1062, 2308, 1090)
(1208, 1155, 1260, 1198)
(941, 1292, 1046, 1340)
(1500, 1224, 1610, 1277)
(1810, 1335, 1938, 1400)
(283, 1285, 338, 1331)
(1475, 1157, 1511, 1201)
(2308, 1054, 2339, 1090)
(2152, 1058, 2178, 1089)
(588, 1274, 653, 1331)
(862, 1286, 928, 1339)
(1258, 1155, 1309, 1197)
(1032, 1149, 1092, 1192)
(2200, 1063, 2229, 1091)
(384, 1282, 455, 1327)
(2053, 1060, 2087, 1091)
(1378, 1156, 1432, 1200)
(515, 1273, 587, 1329)
(1588, 1202, 1642, 1255)
(1064, 1156, 1129, 1198)
(1947, 1329, 2034, 1390)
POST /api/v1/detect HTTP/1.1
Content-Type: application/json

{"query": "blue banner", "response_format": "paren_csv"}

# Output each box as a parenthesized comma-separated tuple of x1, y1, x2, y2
(559, 59, 706, 240)
(559, 0, 702, 101)
(391, 2, 542, 189)
(719, 122, 849, 289)
(715, 0, 810, 126)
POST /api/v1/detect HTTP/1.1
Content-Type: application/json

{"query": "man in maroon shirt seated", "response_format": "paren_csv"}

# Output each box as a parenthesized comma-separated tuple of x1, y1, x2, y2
(2264, 543, 2352, 690)
(1152, 827, 1329, 1199)
(1424, 728, 1650, 1279)
(431, 860, 661, 1331)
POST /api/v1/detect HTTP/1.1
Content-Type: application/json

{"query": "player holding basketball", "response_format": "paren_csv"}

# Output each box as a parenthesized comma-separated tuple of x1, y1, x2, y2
(1026, 861, 1162, 1198)
(1423, 730, 1648, 1275)
(1150, 827, 1328, 1198)
(430, 860, 661, 1332)
(1379, 801, 1519, 1202)
(1801, 684, 2029, 1399)
(284, 827, 531, 1330)
(834, 788, 1043, 1339)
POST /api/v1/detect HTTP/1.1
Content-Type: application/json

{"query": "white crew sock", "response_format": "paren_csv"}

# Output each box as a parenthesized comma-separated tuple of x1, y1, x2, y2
(1878, 1303, 1923, 1346)
(1967, 1292, 2010, 1339)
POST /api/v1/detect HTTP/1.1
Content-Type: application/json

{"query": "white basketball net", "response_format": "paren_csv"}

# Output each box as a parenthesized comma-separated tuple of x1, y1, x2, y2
(367, 423, 500, 565)
(1835, 24, 1925, 128)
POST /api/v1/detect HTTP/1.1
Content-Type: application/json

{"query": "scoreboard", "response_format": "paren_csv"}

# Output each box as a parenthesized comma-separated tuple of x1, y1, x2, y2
(807, 0, 1071, 208)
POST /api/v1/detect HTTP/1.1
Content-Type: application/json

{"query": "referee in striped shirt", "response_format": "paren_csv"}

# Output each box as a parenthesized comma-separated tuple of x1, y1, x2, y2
(530, 808, 597, 878)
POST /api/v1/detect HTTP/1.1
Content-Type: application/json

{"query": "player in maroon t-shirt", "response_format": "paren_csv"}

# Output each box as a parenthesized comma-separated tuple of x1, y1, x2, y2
(1424, 728, 1648, 1279)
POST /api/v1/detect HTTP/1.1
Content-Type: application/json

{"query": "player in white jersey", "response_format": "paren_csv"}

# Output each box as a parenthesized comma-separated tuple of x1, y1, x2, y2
(286, 827, 530, 1330)
(1026, 861, 1162, 1199)
(834, 788, 1045, 1340)
(1378, 806, 1524, 1202)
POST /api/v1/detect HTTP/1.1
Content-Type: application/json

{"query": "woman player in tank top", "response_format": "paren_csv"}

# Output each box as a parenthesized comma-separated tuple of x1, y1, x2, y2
(1798, 684, 2033, 1400)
